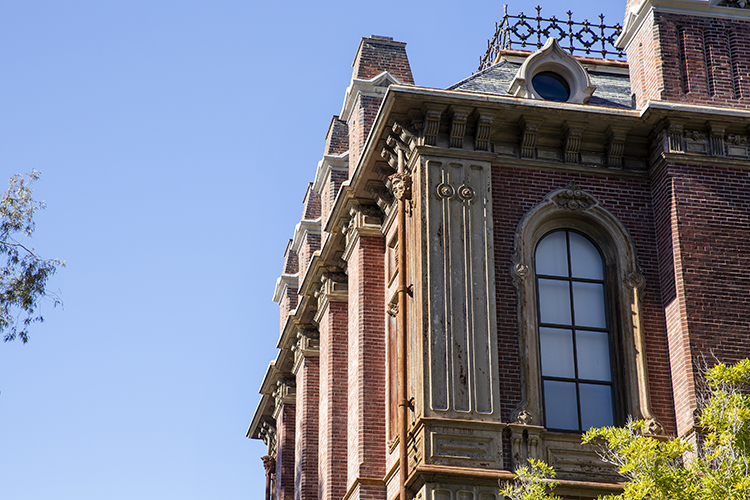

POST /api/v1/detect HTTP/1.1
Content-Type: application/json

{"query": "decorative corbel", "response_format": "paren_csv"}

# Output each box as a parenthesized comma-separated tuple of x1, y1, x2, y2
(292, 327, 319, 374)
(449, 105, 472, 148)
(407, 109, 424, 136)
(392, 121, 418, 152)
(272, 379, 296, 419)
(259, 421, 277, 452)
(606, 125, 629, 168)
(380, 146, 398, 170)
(474, 110, 495, 151)
(563, 121, 587, 163)
(422, 103, 446, 146)
(519, 116, 543, 159)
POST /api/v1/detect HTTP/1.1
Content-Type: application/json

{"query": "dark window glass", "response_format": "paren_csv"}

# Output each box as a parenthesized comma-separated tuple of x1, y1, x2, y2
(536, 230, 614, 431)
(532, 71, 570, 102)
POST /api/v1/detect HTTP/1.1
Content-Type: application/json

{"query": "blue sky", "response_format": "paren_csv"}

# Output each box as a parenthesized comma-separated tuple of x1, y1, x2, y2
(0, 1, 626, 498)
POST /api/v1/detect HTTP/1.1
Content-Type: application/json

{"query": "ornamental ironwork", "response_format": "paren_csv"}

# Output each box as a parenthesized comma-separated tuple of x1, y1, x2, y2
(478, 5, 624, 72)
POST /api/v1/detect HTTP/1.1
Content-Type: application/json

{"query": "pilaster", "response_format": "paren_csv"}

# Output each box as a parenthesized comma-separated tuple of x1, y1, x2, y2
(273, 379, 297, 500)
(293, 329, 320, 500)
(316, 272, 350, 500)
(343, 204, 387, 500)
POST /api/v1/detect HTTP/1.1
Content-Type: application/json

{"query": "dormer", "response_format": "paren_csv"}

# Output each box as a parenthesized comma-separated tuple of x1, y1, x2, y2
(509, 37, 596, 104)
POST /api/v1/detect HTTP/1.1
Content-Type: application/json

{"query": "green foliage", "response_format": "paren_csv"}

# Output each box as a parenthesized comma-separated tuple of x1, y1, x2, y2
(500, 459, 561, 500)
(1, 171, 63, 343)
(503, 359, 750, 500)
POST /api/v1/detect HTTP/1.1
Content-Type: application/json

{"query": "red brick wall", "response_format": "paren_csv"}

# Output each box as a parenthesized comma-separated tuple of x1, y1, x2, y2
(298, 232, 321, 284)
(627, 10, 750, 108)
(295, 356, 319, 500)
(321, 168, 348, 234)
(303, 188, 321, 221)
(351, 37, 414, 85)
(325, 117, 349, 156)
(279, 286, 298, 332)
(346, 234, 386, 496)
(491, 167, 677, 440)
(348, 94, 382, 177)
(276, 404, 296, 500)
(653, 161, 750, 434)
(317, 301, 349, 500)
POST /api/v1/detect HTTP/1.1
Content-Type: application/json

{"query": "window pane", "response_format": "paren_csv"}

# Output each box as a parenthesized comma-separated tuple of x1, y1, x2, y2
(579, 383, 614, 429)
(573, 282, 606, 328)
(544, 380, 578, 430)
(576, 330, 611, 381)
(540, 327, 575, 378)
(539, 279, 571, 325)
(536, 231, 568, 277)
(569, 232, 603, 280)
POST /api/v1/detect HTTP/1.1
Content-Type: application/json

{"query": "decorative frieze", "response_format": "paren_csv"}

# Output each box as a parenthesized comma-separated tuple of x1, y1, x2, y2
(449, 106, 472, 148)
(684, 129, 708, 154)
(669, 122, 685, 152)
(727, 133, 749, 157)
(562, 121, 586, 163)
(519, 116, 543, 159)
(709, 123, 726, 157)
(715, 0, 750, 8)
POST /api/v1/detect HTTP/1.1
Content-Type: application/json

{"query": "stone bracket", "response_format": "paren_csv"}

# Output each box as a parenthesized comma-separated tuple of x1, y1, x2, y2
(449, 105, 472, 148)
(422, 103, 447, 146)
(563, 121, 587, 163)
(606, 124, 629, 168)
(519, 116, 543, 158)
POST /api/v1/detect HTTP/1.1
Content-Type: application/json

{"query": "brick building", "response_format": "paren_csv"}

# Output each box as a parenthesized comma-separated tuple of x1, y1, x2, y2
(247, 1, 750, 499)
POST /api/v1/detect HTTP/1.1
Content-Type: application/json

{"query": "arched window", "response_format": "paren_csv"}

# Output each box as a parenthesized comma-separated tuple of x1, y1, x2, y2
(535, 230, 615, 431)
(510, 183, 662, 443)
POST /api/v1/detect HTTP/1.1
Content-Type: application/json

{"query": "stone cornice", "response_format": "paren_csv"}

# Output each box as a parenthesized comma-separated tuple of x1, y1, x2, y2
(341, 71, 403, 122)
(272, 273, 298, 303)
(312, 152, 349, 193)
(617, 0, 750, 51)
(290, 218, 321, 254)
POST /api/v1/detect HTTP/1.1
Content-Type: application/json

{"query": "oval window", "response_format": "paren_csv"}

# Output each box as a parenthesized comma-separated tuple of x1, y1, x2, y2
(532, 71, 571, 102)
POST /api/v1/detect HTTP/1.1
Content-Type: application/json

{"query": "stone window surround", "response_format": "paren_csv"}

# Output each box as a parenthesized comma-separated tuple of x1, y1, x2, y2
(510, 183, 663, 435)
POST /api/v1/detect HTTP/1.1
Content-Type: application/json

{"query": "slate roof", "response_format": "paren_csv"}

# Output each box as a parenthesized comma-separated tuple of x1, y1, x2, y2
(448, 60, 634, 109)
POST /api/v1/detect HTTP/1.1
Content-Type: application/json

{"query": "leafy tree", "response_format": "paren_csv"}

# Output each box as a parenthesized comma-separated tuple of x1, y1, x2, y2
(1, 171, 64, 343)
(502, 358, 750, 500)
(500, 459, 561, 500)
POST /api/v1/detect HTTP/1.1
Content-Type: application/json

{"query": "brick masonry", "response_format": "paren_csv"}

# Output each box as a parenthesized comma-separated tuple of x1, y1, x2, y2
(295, 356, 320, 500)
(346, 234, 386, 495)
(251, 3, 750, 498)
(317, 301, 349, 500)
